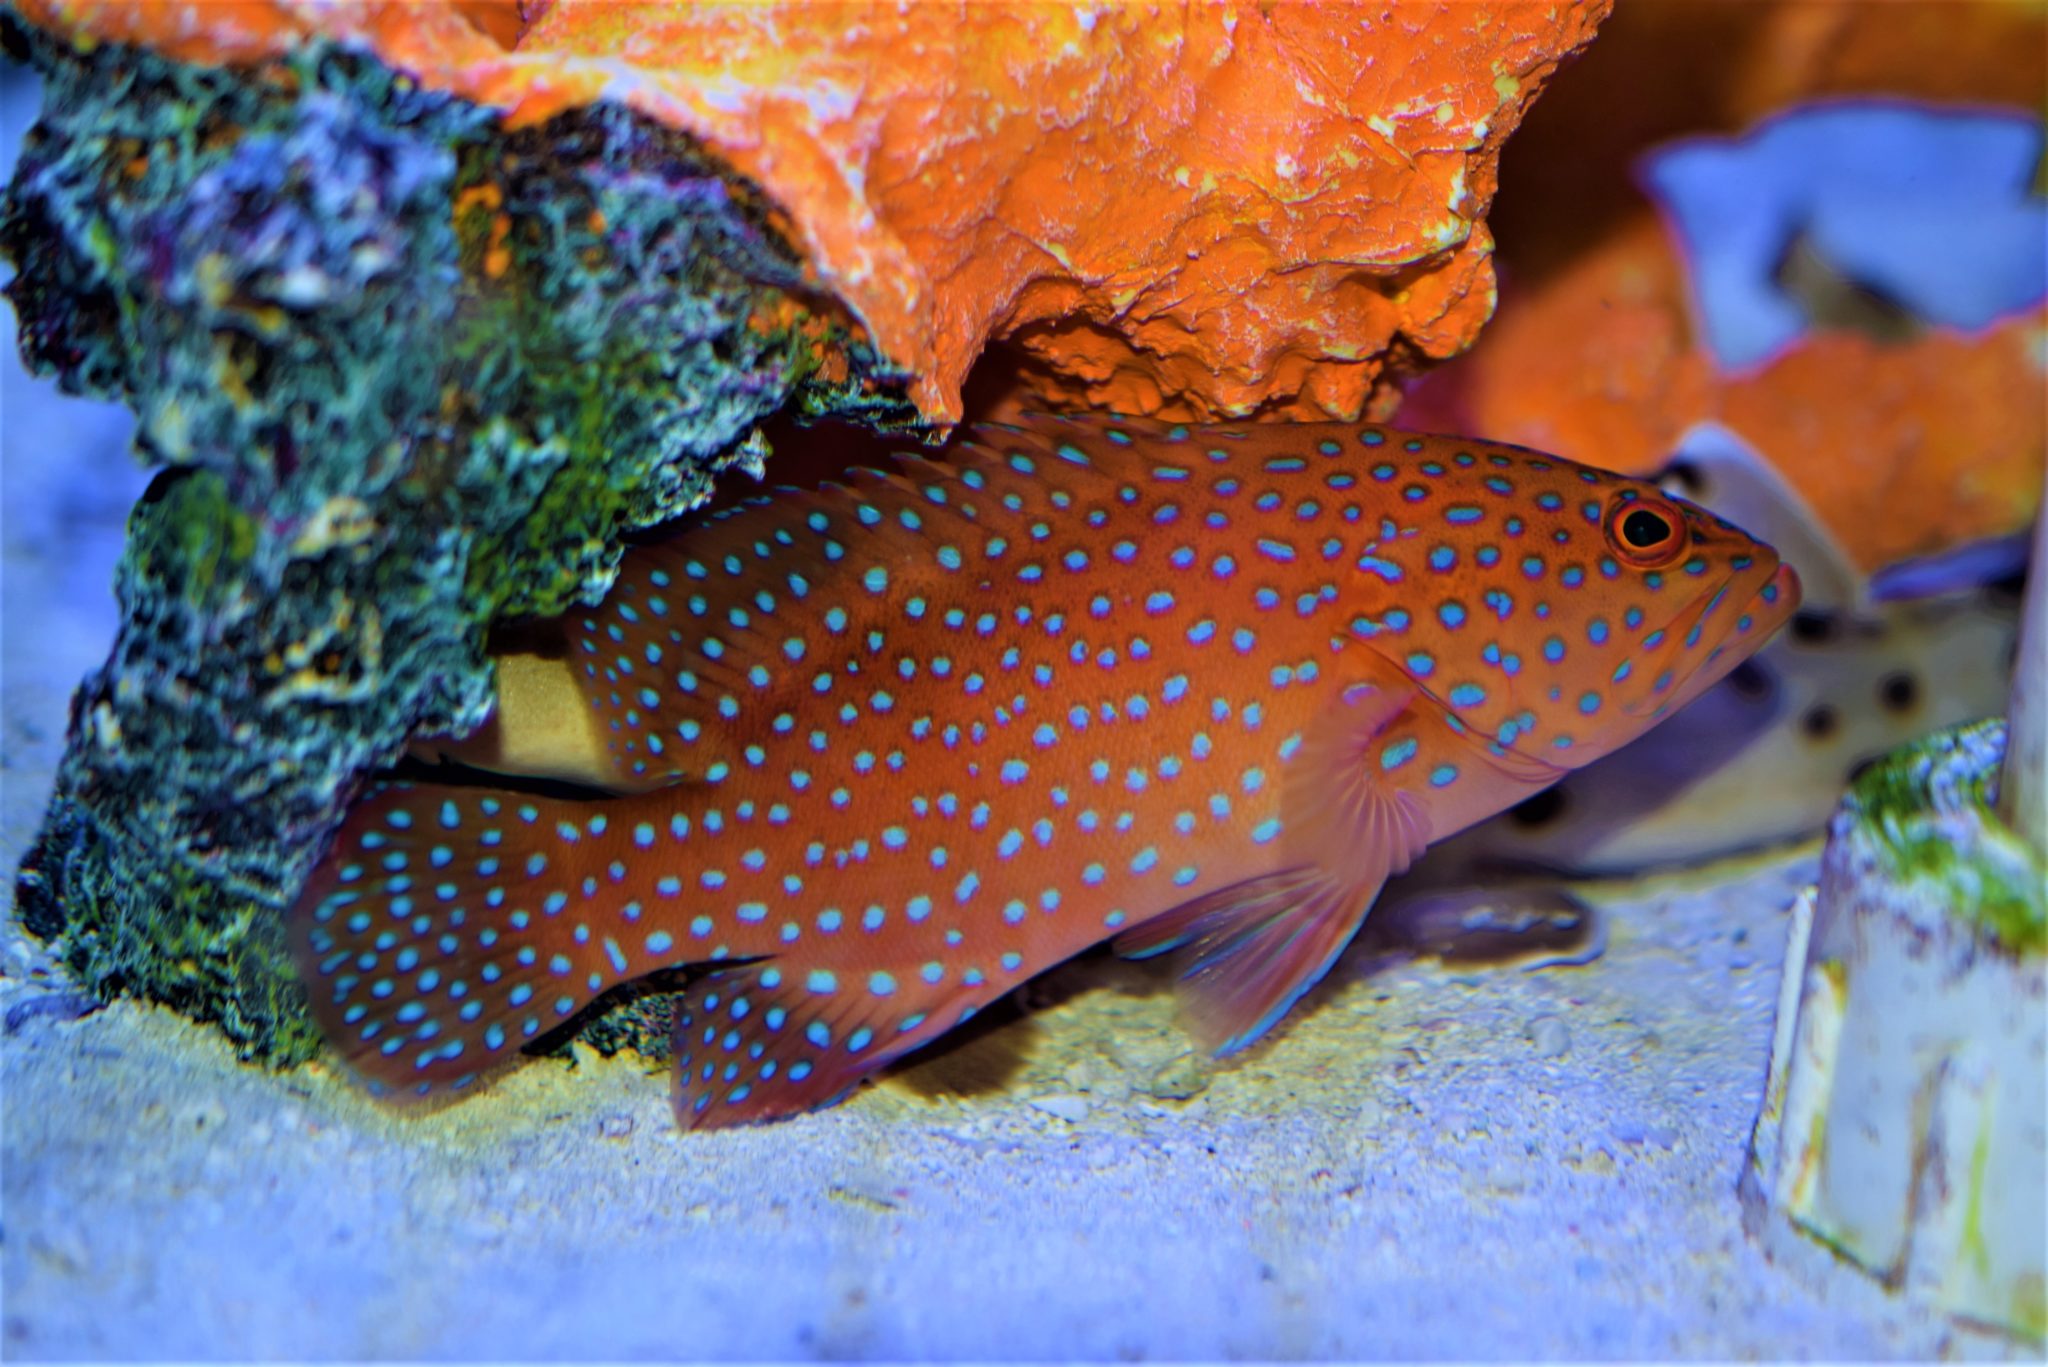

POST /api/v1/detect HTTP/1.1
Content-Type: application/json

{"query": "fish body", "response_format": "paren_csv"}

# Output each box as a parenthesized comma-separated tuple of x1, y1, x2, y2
(293, 415, 1797, 1128)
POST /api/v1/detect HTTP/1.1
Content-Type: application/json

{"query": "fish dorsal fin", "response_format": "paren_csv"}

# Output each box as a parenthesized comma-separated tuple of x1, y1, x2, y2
(1114, 650, 1433, 1053)
(565, 414, 1317, 790)
(669, 956, 975, 1129)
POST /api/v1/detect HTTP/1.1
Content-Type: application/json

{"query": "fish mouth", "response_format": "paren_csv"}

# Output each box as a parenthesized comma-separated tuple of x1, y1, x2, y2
(1624, 557, 1802, 723)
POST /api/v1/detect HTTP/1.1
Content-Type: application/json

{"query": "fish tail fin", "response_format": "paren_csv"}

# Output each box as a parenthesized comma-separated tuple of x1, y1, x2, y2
(290, 782, 671, 1102)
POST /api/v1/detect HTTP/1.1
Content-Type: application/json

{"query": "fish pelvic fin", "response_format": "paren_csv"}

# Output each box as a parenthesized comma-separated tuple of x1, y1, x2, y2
(669, 958, 970, 1130)
(1115, 659, 1433, 1053)
(290, 782, 683, 1103)
(1111, 866, 1389, 1055)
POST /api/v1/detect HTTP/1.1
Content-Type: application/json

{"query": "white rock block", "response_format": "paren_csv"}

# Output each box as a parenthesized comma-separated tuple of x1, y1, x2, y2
(1743, 722, 2045, 1342)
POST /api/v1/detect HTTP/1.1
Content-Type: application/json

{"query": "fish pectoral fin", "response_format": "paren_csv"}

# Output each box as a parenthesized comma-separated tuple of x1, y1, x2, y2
(1115, 668, 1434, 1055)
(670, 961, 966, 1130)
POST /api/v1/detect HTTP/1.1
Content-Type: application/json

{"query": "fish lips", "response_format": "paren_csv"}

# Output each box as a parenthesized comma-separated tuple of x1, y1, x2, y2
(1624, 558, 1803, 724)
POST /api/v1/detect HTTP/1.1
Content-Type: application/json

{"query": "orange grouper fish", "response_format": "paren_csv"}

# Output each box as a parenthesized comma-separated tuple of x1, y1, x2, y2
(290, 415, 1799, 1129)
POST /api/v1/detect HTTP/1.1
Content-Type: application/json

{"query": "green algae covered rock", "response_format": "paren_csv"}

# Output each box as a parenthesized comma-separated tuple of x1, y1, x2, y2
(1852, 721, 2045, 953)
(3, 16, 910, 1065)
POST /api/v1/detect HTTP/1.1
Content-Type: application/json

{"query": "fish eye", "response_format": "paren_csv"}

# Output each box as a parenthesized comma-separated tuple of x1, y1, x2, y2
(1603, 495, 1689, 568)
(1622, 509, 1672, 548)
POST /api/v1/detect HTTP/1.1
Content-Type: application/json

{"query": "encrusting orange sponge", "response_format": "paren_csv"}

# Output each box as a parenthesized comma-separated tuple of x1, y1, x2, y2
(14, 0, 1611, 422)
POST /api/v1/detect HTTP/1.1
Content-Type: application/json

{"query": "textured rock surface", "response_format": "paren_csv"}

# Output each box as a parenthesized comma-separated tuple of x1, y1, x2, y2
(2, 18, 898, 1063)
(12, 0, 1612, 421)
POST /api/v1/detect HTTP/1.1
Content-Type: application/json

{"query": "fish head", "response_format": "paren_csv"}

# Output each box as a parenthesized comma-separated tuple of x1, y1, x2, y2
(1351, 447, 1802, 782)
(1600, 489, 1805, 739)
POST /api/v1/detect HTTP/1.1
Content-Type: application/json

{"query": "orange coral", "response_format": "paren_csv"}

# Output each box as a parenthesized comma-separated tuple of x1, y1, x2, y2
(1400, 0, 2047, 572)
(1405, 219, 2045, 573)
(13, 0, 1610, 422)
(1488, 0, 2048, 285)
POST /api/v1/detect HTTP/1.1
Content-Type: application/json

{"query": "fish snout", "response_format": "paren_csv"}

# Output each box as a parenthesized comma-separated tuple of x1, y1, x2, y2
(1630, 554, 1801, 723)
(1739, 558, 1801, 644)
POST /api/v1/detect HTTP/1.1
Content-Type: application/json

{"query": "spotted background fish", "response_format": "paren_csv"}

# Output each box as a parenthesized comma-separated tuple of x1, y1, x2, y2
(291, 415, 1799, 1129)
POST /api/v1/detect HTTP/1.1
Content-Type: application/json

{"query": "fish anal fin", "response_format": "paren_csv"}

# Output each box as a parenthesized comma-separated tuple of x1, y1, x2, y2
(1116, 659, 1435, 1054)
(670, 959, 968, 1130)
